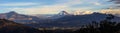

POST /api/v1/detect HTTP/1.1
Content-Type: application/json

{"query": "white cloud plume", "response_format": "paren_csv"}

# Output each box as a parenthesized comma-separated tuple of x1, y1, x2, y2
(74, 10, 94, 15)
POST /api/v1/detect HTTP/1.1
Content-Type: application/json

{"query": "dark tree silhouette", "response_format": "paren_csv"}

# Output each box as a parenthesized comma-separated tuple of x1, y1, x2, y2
(106, 14, 115, 20)
(74, 14, 120, 33)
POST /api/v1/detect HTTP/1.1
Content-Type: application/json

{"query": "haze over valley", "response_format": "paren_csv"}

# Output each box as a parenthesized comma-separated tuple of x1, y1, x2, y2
(0, 0, 120, 33)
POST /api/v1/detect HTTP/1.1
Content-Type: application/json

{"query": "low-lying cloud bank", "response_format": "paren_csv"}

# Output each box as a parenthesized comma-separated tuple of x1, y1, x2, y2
(100, 9, 120, 14)
(70, 9, 120, 16)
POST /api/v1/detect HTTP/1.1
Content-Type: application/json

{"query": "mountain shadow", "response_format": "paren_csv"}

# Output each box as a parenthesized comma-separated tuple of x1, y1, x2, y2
(0, 19, 42, 33)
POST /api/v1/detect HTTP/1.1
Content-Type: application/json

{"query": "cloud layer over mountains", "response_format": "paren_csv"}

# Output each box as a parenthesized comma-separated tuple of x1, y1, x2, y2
(110, 0, 120, 4)
(110, 0, 120, 8)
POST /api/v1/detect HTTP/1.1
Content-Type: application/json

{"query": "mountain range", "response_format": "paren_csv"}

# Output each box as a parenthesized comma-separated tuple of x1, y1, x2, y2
(32, 12, 120, 27)
(0, 11, 43, 24)
(0, 11, 120, 28)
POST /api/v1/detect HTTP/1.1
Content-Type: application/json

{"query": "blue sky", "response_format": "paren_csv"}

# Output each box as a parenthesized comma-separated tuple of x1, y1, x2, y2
(0, 0, 114, 14)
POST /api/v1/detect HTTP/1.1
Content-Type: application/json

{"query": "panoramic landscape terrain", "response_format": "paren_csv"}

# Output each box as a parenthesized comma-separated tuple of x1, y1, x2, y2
(0, 0, 120, 33)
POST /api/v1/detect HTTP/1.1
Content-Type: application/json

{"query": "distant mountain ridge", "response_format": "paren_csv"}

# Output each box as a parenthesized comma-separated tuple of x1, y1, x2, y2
(0, 11, 42, 24)
(1, 11, 120, 28)
(33, 12, 120, 27)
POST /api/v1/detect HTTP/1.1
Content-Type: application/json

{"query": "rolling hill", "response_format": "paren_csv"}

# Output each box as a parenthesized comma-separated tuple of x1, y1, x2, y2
(0, 19, 42, 33)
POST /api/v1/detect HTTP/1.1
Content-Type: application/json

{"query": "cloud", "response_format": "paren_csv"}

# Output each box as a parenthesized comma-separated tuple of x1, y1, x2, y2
(110, 0, 120, 4)
(74, 10, 94, 15)
(109, 0, 120, 8)
(5, 5, 94, 15)
(0, 0, 85, 14)
(51, 0, 83, 7)
(93, 2, 102, 6)
(105, 0, 111, 1)
(0, 2, 38, 6)
(5, 5, 68, 14)
(100, 9, 120, 14)
(0, 0, 110, 14)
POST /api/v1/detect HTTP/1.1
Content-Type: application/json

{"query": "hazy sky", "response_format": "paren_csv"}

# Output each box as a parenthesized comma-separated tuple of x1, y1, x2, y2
(0, 0, 113, 14)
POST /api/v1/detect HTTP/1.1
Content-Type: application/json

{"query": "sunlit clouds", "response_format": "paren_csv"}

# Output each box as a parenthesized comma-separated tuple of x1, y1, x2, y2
(0, 0, 115, 14)
(100, 9, 120, 15)
(74, 10, 94, 15)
